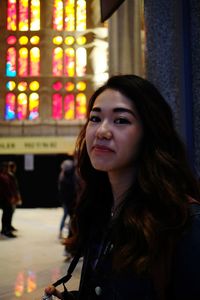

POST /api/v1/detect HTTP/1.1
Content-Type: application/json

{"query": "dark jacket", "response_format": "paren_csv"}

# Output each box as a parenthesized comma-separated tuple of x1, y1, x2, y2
(63, 203, 200, 300)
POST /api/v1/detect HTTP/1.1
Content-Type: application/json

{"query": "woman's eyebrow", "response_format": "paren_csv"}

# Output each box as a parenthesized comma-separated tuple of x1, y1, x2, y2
(113, 107, 136, 116)
(91, 107, 136, 116)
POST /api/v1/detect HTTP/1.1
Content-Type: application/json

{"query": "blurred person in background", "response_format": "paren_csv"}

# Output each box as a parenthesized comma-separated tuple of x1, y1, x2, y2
(7, 161, 22, 232)
(58, 159, 76, 240)
(0, 161, 18, 238)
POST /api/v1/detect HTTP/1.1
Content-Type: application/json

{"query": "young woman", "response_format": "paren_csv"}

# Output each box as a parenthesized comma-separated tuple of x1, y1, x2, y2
(44, 75, 200, 300)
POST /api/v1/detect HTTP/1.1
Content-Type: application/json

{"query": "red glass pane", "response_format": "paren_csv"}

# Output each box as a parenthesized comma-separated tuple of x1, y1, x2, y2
(52, 94, 62, 119)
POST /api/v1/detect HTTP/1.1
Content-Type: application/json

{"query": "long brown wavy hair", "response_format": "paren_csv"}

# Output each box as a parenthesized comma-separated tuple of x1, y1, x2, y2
(65, 75, 200, 283)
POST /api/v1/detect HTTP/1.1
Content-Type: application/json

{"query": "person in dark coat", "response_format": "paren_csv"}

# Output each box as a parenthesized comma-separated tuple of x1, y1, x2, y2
(0, 161, 18, 238)
(44, 75, 200, 300)
(58, 159, 76, 240)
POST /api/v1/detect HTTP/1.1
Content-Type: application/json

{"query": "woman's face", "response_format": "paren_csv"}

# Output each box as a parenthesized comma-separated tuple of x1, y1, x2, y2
(86, 89, 143, 175)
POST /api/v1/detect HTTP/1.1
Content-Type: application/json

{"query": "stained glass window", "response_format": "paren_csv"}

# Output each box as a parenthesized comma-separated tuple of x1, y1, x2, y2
(76, 47, 86, 76)
(53, 47, 63, 76)
(30, 47, 40, 76)
(64, 94, 75, 119)
(6, 81, 16, 91)
(6, 47, 17, 77)
(52, 94, 63, 119)
(76, 0, 86, 31)
(18, 47, 28, 76)
(53, 0, 86, 31)
(4, 0, 103, 122)
(51, 0, 88, 120)
(7, 35, 17, 45)
(53, 0, 63, 31)
(29, 93, 39, 120)
(5, 80, 40, 120)
(17, 93, 28, 120)
(64, 0, 75, 31)
(29, 81, 40, 91)
(19, 0, 29, 31)
(64, 48, 75, 76)
(30, 0, 40, 30)
(7, 0, 17, 31)
(18, 81, 28, 92)
(76, 93, 86, 119)
(7, 0, 40, 31)
(5, 93, 16, 120)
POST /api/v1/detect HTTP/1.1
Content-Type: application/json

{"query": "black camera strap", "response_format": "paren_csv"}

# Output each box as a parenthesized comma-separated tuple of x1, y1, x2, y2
(52, 249, 82, 288)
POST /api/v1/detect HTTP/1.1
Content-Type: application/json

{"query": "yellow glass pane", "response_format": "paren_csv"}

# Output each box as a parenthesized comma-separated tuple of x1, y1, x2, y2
(64, 0, 75, 31)
(76, 47, 86, 76)
(18, 81, 28, 91)
(19, 36, 29, 45)
(53, 47, 63, 76)
(19, 0, 29, 31)
(53, 0, 63, 31)
(29, 81, 40, 91)
(76, 0, 86, 31)
(64, 94, 75, 120)
(76, 92, 86, 119)
(30, 36, 40, 45)
(53, 36, 63, 45)
(76, 81, 86, 91)
(76, 36, 86, 45)
(64, 48, 75, 76)
(64, 36, 75, 45)
(65, 82, 75, 91)
(30, 47, 40, 76)
(30, 0, 40, 31)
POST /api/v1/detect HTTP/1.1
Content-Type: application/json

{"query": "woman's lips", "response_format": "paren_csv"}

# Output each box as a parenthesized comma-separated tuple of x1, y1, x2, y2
(92, 145, 114, 153)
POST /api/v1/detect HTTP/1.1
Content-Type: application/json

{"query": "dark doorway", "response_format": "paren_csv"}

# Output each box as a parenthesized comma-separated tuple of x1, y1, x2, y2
(0, 153, 71, 208)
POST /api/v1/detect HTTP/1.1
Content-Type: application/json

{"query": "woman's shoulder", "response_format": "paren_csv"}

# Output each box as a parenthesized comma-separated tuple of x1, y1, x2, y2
(189, 202, 200, 218)
(169, 202, 200, 298)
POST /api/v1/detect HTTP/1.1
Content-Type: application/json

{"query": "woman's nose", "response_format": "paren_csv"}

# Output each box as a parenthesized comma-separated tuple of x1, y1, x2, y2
(96, 121, 112, 139)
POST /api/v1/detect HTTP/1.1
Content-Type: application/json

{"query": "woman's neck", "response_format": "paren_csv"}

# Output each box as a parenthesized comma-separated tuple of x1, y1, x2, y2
(108, 168, 136, 210)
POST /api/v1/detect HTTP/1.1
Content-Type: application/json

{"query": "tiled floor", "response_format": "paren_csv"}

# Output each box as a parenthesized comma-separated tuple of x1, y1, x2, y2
(0, 208, 82, 300)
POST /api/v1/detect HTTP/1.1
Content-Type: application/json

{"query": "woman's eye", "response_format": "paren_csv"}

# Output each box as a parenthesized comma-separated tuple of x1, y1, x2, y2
(89, 115, 100, 122)
(114, 118, 131, 124)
